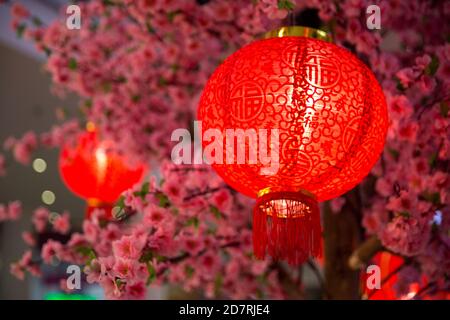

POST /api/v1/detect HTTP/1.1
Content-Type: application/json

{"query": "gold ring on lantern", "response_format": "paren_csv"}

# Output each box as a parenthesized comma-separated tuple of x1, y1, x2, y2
(263, 26, 332, 42)
(256, 187, 318, 219)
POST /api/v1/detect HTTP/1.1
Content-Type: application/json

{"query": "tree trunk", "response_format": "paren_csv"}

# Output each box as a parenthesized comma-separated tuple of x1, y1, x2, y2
(323, 188, 363, 299)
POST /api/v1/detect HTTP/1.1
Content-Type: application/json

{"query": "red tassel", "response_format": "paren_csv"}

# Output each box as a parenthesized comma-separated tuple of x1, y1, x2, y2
(253, 190, 322, 265)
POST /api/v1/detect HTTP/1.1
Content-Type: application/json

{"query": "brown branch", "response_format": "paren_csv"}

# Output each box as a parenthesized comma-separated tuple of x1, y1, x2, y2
(348, 236, 383, 270)
(413, 281, 438, 300)
(156, 240, 240, 276)
(169, 167, 209, 173)
(323, 189, 363, 299)
(183, 185, 229, 201)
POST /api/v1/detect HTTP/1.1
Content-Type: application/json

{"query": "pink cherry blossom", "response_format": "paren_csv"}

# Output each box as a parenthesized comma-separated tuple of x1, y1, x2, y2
(112, 234, 146, 260)
(388, 95, 414, 120)
(85, 258, 102, 284)
(11, 3, 29, 20)
(198, 251, 220, 278)
(162, 180, 186, 205)
(7, 201, 22, 220)
(210, 188, 232, 213)
(396, 68, 417, 88)
(113, 257, 138, 279)
(8, 131, 38, 165)
(261, 0, 289, 20)
(205, 1, 234, 22)
(381, 215, 431, 256)
(82, 219, 100, 242)
(41, 239, 63, 264)
(52, 211, 71, 234)
(0, 201, 22, 222)
(143, 203, 170, 227)
(32, 207, 50, 232)
(10, 262, 25, 280)
(124, 281, 147, 300)
(181, 234, 205, 257)
(415, 55, 432, 70)
(398, 122, 419, 142)
(22, 231, 36, 246)
(19, 250, 33, 266)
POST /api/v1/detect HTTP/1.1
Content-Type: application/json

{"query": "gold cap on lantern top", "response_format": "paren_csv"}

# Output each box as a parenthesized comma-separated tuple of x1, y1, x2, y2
(264, 26, 332, 42)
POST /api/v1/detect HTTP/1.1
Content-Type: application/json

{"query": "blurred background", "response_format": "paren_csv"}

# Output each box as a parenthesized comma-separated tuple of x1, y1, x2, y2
(0, 0, 96, 299)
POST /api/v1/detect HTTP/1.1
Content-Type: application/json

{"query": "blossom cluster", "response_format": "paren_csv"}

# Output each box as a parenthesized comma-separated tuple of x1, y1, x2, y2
(0, 200, 22, 222)
(14, 162, 287, 299)
(359, 1, 450, 293)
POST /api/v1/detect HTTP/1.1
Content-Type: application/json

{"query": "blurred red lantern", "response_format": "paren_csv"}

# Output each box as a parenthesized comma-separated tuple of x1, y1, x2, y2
(363, 251, 450, 300)
(59, 125, 147, 219)
(362, 251, 404, 300)
(198, 27, 388, 264)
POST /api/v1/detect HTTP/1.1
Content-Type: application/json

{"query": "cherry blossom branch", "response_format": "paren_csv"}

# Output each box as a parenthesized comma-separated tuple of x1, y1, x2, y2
(413, 281, 437, 300)
(348, 236, 383, 270)
(157, 240, 241, 276)
(182, 185, 230, 201)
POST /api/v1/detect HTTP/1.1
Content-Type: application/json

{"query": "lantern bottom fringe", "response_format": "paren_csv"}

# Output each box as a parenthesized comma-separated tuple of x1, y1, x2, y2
(253, 190, 322, 265)
(86, 198, 113, 220)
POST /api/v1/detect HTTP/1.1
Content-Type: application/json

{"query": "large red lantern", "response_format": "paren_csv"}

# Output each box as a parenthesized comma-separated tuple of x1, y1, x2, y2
(198, 27, 388, 264)
(59, 125, 147, 219)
